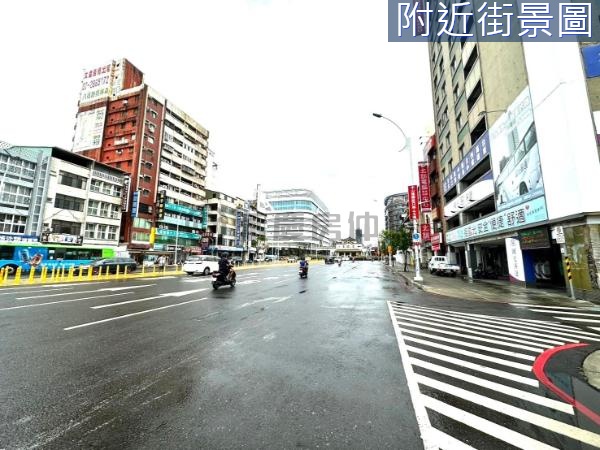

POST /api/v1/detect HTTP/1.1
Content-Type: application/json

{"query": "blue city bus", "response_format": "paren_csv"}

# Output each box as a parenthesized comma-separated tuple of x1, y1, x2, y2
(0, 242, 115, 274)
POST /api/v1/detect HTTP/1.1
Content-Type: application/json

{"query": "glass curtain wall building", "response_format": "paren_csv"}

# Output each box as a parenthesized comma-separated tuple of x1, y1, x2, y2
(264, 189, 330, 255)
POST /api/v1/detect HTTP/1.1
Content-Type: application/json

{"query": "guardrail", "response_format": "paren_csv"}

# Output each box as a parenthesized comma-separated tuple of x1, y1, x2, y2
(0, 264, 184, 287)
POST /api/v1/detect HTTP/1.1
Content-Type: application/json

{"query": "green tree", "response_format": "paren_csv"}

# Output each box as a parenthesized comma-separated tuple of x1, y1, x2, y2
(379, 229, 411, 271)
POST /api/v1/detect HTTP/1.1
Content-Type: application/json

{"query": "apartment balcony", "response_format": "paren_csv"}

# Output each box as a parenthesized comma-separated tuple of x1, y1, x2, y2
(431, 206, 442, 221)
(430, 182, 440, 199)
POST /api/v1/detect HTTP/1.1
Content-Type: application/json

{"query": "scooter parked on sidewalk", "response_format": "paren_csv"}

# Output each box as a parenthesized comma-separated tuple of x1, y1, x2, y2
(473, 264, 498, 280)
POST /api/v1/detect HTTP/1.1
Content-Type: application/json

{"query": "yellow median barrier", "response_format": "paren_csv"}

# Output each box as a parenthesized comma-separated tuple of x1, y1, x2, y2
(141, 264, 145, 275)
(41, 266, 48, 283)
(28, 267, 35, 284)
(97, 266, 103, 280)
(78, 266, 83, 281)
(153, 265, 157, 277)
(67, 266, 75, 281)
(163, 264, 167, 275)
(60, 266, 66, 281)
(115, 265, 120, 279)
(14, 267, 22, 286)
(87, 266, 93, 281)
(124, 265, 128, 278)
(0, 268, 4, 285)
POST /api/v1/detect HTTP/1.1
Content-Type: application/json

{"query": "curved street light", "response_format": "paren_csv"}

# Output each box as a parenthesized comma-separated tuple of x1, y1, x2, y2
(372, 112, 423, 282)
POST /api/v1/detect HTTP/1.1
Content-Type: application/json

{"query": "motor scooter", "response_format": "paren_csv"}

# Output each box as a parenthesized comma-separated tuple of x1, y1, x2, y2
(299, 266, 308, 278)
(212, 268, 236, 289)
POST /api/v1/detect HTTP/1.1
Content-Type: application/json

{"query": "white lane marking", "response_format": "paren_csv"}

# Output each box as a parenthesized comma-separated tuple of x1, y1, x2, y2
(64, 298, 208, 330)
(406, 345, 538, 387)
(236, 279, 261, 285)
(392, 306, 574, 344)
(0, 287, 73, 295)
(393, 313, 551, 349)
(410, 358, 573, 414)
(531, 309, 600, 317)
(262, 276, 281, 280)
(92, 288, 208, 309)
(392, 308, 564, 346)
(555, 317, 600, 323)
(17, 284, 155, 300)
(399, 327, 536, 361)
(421, 395, 558, 450)
(416, 374, 600, 448)
(272, 296, 292, 303)
(397, 320, 544, 353)
(0, 292, 134, 311)
(236, 297, 282, 309)
(510, 303, 580, 310)
(39, 282, 109, 288)
(429, 429, 477, 450)
(415, 305, 599, 336)
(396, 304, 583, 342)
(387, 302, 439, 450)
(137, 276, 177, 280)
(403, 336, 533, 371)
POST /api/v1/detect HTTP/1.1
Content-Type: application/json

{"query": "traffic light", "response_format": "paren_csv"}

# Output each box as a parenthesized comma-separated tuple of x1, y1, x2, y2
(157, 190, 166, 220)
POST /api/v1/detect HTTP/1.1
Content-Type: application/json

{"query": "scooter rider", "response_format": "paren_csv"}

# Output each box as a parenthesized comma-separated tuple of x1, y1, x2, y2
(299, 256, 308, 274)
(218, 252, 232, 282)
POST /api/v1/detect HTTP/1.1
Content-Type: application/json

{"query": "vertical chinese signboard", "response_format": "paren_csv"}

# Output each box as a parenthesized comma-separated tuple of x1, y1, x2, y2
(418, 162, 431, 212)
(408, 185, 419, 220)
(420, 223, 431, 242)
(431, 232, 441, 252)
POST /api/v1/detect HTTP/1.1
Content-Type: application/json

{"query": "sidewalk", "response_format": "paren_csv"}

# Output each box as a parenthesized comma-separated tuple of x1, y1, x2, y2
(386, 263, 594, 307)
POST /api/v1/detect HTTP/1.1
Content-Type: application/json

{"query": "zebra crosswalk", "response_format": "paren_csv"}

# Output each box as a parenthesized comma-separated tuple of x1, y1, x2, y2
(387, 301, 600, 449)
(511, 303, 600, 332)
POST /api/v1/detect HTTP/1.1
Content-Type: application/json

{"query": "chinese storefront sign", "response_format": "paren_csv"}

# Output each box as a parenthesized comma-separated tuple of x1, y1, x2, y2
(418, 162, 431, 212)
(408, 185, 419, 221)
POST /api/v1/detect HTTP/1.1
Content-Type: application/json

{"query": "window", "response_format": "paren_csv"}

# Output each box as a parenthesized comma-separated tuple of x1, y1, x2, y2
(107, 226, 118, 240)
(1, 183, 32, 206)
(0, 213, 27, 233)
(51, 219, 81, 235)
(448, 159, 453, 172)
(100, 202, 110, 217)
(90, 180, 102, 193)
(85, 223, 96, 239)
(59, 171, 88, 190)
(97, 224, 107, 240)
(101, 183, 112, 195)
(142, 189, 150, 196)
(54, 194, 84, 212)
(146, 135, 155, 144)
(132, 231, 150, 241)
(151, 110, 158, 119)
(87, 200, 99, 216)
(133, 218, 152, 229)
(459, 144, 465, 160)
(456, 113, 463, 129)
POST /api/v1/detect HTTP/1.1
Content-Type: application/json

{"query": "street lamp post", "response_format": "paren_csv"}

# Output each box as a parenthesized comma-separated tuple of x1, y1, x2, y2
(373, 113, 423, 282)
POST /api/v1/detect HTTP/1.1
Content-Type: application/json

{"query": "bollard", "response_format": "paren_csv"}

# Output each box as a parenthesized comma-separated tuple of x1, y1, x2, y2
(41, 266, 48, 283)
(78, 266, 83, 281)
(97, 266, 103, 280)
(61, 266, 66, 281)
(163, 264, 167, 275)
(50, 267, 56, 281)
(153, 265, 157, 277)
(116, 265, 120, 279)
(28, 267, 35, 284)
(14, 267, 22, 285)
(0, 268, 4, 285)
(87, 266, 93, 281)
(124, 265, 128, 277)
(67, 266, 75, 281)
(142, 264, 146, 275)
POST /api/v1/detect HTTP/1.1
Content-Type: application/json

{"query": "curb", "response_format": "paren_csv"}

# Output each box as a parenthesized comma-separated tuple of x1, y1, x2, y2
(389, 266, 425, 291)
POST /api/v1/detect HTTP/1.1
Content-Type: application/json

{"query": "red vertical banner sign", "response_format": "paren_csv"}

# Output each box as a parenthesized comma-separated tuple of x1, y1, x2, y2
(421, 223, 431, 242)
(408, 185, 419, 221)
(418, 162, 431, 212)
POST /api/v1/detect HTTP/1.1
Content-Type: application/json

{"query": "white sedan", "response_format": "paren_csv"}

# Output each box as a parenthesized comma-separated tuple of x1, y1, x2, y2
(182, 255, 220, 276)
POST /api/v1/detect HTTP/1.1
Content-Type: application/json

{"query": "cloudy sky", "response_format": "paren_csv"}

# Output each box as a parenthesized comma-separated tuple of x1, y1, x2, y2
(0, 0, 433, 244)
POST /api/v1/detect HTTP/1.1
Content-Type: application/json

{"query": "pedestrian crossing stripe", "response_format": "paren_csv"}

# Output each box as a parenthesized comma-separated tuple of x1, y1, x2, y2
(388, 301, 600, 450)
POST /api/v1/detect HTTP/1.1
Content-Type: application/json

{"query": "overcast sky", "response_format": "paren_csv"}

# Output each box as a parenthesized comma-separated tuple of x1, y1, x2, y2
(0, 0, 433, 244)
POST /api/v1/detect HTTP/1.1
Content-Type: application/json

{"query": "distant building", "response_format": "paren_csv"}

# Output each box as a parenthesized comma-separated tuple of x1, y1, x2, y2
(334, 237, 363, 258)
(0, 143, 125, 248)
(384, 193, 408, 232)
(264, 188, 330, 255)
(204, 189, 266, 260)
(355, 228, 363, 245)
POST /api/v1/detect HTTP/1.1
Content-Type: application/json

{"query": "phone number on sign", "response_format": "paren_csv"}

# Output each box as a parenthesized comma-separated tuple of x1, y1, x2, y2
(82, 76, 109, 90)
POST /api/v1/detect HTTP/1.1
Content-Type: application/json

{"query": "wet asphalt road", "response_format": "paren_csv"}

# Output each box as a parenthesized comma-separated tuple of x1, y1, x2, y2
(3, 262, 600, 449)
(0, 262, 422, 449)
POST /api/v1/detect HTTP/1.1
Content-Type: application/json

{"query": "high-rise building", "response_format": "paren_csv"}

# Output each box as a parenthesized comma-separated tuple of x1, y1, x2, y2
(429, 22, 600, 299)
(72, 59, 209, 260)
(355, 228, 363, 245)
(264, 188, 330, 255)
(384, 193, 409, 232)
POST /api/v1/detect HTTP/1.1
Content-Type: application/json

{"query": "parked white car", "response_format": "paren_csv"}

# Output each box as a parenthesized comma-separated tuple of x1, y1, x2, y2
(428, 256, 460, 277)
(183, 255, 220, 276)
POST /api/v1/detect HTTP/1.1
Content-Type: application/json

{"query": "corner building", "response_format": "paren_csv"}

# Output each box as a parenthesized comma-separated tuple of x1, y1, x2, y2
(429, 11, 600, 300)
(72, 59, 209, 261)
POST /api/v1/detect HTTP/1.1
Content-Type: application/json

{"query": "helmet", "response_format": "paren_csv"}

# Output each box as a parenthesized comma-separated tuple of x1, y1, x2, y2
(221, 252, 229, 258)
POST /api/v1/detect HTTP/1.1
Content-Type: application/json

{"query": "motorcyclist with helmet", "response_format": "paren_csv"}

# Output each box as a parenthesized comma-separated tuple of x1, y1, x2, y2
(218, 252, 235, 282)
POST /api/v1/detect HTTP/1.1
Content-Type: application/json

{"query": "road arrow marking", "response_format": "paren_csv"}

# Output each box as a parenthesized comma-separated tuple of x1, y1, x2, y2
(65, 298, 209, 330)
(92, 288, 207, 309)
(0, 292, 134, 311)
(97, 284, 155, 292)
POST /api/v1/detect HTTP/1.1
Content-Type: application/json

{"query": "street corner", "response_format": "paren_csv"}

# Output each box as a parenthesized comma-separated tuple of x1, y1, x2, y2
(534, 342, 600, 429)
